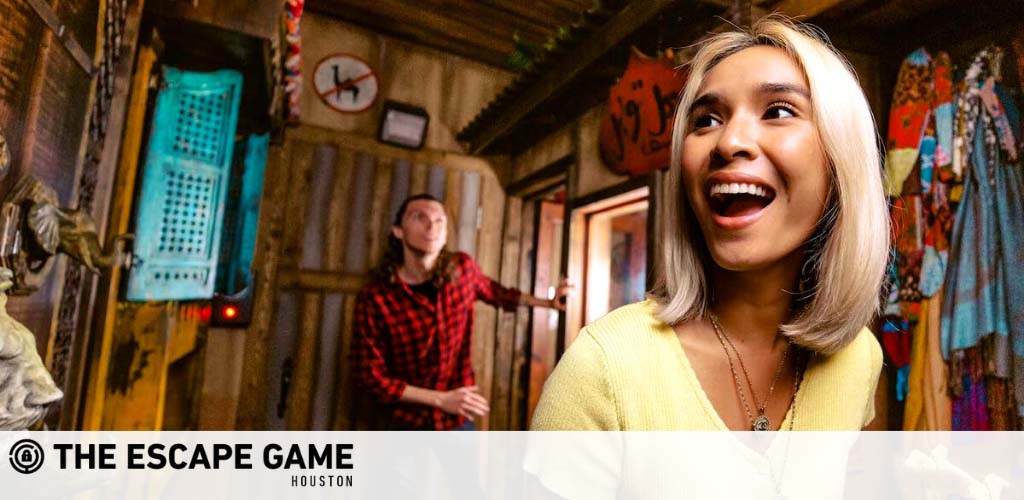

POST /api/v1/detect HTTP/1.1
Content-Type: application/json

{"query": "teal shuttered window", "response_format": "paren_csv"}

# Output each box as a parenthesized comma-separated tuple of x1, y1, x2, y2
(126, 67, 243, 301)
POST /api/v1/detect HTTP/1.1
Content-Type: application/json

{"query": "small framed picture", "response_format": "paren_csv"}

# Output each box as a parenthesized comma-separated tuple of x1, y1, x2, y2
(377, 100, 430, 150)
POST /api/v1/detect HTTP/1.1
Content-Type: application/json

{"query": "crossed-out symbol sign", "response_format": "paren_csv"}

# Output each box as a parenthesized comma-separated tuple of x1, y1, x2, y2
(9, 439, 44, 474)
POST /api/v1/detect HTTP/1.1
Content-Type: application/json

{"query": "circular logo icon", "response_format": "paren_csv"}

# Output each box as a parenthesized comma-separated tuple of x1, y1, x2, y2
(9, 439, 44, 474)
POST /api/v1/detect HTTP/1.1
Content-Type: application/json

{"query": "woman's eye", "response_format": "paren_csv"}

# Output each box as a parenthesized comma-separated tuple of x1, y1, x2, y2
(692, 114, 722, 129)
(764, 104, 796, 120)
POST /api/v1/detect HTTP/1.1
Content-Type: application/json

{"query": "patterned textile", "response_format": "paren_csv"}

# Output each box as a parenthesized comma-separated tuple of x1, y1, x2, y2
(951, 349, 990, 431)
(351, 252, 521, 430)
(941, 47, 1024, 427)
(883, 49, 960, 371)
(885, 49, 933, 196)
(941, 47, 1024, 361)
(284, 0, 304, 121)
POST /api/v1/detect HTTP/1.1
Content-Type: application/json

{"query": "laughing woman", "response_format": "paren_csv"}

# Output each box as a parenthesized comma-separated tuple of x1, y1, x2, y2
(531, 17, 888, 431)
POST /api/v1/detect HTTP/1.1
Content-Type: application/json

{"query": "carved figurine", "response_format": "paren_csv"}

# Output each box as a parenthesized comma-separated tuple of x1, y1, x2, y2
(0, 266, 63, 429)
(29, 202, 123, 274)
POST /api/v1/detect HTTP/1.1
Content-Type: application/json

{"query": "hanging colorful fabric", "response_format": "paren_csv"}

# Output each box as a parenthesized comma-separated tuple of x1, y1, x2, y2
(919, 51, 955, 298)
(942, 47, 1024, 367)
(884, 49, 932, 196)
(283, 0, 304, 122)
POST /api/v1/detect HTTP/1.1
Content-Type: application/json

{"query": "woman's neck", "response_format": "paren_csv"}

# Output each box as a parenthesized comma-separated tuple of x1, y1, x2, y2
(707, 252, 803, 348)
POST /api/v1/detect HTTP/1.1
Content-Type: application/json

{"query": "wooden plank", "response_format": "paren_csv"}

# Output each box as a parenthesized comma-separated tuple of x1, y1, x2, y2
(530, 201, 564, 425)
(300, 145, 338, 270)
(81, 44, 157, 430)
(265, 291, 299, 430)
(325, 148, 356, 272)
(457, 171, 482, 255)
(343, 152, 377, 273)
(235, 141, 290, 430)
(466, 0, 677, 153)
(145, 0, 280, 39)
(511, 200, 537, 429)
(100, 302, 172, 430)
(444, 168, 462, 250)
(491, 196, 522, 430)
(312, 293, 345, 430)
(167, 305, 201, 363)
(290, 124, 501, 176)
(286, 293, 322, 430)
(281, 141, 317, 270)
(366, 157, 394, 268)
(332, 295, 358, 430)
(427, 164, 447, 200)
(409, 162, 429, 195)
(63, 0, 148, 431)
(472, 173, 505, 430)
(306, 1, 522, 68)
(775, 0, 850, 18)
(388, 159, 412, 225)
(277, 269, 366, 292)
(198, 327, 246, 430)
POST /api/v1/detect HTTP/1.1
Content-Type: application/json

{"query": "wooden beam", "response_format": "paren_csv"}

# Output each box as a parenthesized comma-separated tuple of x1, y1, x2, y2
(306, 2, 526, 68)
(774, 0, 851, 19)
(277, 270, 367, 293)
(81, 43, 157, 430)
(234, 142, 290, 430)
(467, 0, 677, 154)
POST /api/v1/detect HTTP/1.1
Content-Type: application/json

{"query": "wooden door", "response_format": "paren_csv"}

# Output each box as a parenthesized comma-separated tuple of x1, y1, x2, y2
(526, 200, 563, 427)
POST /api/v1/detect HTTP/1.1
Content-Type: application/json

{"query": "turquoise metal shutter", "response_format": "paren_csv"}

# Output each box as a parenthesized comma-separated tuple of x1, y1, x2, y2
(126, 67, 243, 301)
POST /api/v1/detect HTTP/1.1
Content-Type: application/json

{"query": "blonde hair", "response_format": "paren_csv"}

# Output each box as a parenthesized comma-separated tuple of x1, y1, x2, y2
(653, 16, 889, 354)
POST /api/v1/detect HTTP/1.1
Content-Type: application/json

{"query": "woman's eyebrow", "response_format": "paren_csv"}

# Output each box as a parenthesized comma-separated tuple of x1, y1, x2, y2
(757, 82, 810, 98)
(688, 92, 722, 114)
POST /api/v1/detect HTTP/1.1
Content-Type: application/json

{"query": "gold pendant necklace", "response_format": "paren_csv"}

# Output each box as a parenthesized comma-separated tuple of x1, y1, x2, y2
(709, 314, 790, 431)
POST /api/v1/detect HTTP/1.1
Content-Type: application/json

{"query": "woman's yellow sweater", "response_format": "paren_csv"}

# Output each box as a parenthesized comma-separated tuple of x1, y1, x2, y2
(531, 300, 883, 430)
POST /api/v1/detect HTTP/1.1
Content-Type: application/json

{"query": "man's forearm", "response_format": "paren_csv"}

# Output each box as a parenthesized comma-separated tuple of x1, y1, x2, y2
(519, 294, 556, 309)
(398, 385, 442, 408)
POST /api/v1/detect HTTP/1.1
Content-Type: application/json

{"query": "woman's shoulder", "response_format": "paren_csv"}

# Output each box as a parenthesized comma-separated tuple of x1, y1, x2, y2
(824, 326, 883, 372)
(583, 299, 670, 345)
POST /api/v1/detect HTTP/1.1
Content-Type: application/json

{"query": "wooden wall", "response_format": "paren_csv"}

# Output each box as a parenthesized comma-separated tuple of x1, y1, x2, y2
(299, 13, 515, 154)
(232, 126, 509, 430)
(0, 0, 98, 357)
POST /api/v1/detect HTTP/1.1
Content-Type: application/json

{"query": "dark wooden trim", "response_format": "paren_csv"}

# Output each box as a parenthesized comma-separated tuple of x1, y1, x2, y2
(567, 174, 651, 212)
(467, 0, 677, 154)
(24, 0, 96, 74)
(645, 170, 662, 293)
(506, 155, 572, 197)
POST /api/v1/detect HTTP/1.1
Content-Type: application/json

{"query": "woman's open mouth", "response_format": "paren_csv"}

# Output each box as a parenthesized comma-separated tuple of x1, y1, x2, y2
(707, 181, 776, 229)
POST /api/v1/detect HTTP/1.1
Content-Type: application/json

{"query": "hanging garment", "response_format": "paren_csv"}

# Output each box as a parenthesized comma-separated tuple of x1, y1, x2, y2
(903, 290, 952, 430)
(885, 49, 933, 196)
(919, 52, 956, 297)
(941, 47, 1024, 361)
(942, 48, 1024, 426)
(951, 349, 990, 431)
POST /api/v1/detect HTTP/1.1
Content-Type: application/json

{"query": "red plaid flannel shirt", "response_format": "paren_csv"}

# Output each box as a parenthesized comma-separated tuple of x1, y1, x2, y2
(352, 252, 522, 430)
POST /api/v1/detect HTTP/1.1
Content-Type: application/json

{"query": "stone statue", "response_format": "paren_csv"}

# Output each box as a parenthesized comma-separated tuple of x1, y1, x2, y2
(0, 266, 63, 429)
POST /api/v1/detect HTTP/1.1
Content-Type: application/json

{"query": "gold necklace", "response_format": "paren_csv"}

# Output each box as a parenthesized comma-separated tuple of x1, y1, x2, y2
(709, 314, 790, 431)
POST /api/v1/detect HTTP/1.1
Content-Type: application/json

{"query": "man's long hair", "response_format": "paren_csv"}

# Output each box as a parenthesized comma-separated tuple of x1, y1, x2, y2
(370, 194, 457, 286)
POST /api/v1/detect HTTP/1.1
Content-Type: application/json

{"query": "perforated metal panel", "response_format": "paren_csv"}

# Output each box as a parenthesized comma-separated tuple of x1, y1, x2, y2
(126, 67, 242, 301)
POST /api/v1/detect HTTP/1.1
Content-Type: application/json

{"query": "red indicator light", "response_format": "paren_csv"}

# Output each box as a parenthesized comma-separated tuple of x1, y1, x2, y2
(222, 306, 239, 319)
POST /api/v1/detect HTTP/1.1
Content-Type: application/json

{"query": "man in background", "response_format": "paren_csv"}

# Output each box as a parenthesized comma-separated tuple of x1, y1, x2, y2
(352, 194, 569, 430)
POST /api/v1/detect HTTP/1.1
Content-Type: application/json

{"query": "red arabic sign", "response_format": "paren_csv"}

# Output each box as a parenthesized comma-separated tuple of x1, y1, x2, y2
(599, 47, 686, 176)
